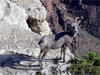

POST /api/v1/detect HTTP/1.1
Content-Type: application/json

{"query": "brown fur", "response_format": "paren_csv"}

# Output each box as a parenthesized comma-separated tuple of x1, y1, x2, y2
(38, 17, 80, 69)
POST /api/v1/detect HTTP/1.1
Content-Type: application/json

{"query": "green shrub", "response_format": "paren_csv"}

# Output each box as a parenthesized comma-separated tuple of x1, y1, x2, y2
(66, 52, 100, 75)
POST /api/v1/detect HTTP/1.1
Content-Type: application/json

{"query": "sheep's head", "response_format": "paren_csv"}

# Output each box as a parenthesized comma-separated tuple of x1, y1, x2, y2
(71, 17, 81, 37)
(71, 17, 81, 27)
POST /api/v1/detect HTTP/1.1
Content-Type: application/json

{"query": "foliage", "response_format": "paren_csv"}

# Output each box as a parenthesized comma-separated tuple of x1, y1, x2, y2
(66, 52, 100, 75)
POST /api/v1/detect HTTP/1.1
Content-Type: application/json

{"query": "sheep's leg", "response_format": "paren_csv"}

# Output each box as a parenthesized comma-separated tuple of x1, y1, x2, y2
(59, 48, 63, 60)
(63, 48, 66, 62)
(71, 38, 76, 53)
(39, 60, 43, 69)
(62, 44, 67, 62)
(38, 49, 43, 69)
(41, 50, 48, 59)
(38, 49, 43, 61)
(40, 49, 48, 69)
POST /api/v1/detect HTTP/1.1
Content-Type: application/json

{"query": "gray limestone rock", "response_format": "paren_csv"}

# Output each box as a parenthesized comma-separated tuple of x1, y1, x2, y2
(0, 0, 73, 75)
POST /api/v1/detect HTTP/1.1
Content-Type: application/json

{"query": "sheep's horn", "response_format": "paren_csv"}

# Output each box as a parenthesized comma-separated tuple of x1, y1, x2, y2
(75, 17, 79, 23)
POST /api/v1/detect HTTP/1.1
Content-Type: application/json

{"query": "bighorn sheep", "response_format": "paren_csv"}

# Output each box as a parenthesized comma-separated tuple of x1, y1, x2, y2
(38, 17, 80, 69)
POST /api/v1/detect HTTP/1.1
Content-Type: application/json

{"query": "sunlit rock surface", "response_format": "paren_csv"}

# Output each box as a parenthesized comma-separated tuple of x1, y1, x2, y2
(0, 0, 30, 31)
(0, 21, 41, 57)
(9, 0, 52, 35)
(39, 20, 52, 35)
(0, 0, 72, 75)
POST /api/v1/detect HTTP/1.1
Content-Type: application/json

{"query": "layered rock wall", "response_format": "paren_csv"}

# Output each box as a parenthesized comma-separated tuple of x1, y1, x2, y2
(41, 0, 100, 57)
(41, 0, 100, 38)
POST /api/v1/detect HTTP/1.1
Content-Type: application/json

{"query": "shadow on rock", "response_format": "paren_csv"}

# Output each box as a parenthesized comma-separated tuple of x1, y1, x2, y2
(0, 53, 40, 71)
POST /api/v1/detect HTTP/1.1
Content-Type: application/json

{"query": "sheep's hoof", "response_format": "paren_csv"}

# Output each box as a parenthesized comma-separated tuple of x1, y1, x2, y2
(59, 57, 62, 60)
(40, 67, 43, 70)
(39, 64, 43, 70)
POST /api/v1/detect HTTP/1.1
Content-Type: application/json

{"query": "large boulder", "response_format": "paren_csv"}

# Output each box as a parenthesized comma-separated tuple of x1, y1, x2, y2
(0, 0, 42, 57)
(9, 0, 52, 35)
(0, 0, 30, 31)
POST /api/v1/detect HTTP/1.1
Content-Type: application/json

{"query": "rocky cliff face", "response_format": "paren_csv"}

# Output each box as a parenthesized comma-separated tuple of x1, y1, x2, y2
(0, 0, 73, 75)
(41, 0, 100, 57)
(0, 0, 100, 74)
(41, 0, 100, 38)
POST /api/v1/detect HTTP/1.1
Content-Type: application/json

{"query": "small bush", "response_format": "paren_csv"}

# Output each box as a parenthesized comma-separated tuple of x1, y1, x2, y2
(66, 52, 100, 75)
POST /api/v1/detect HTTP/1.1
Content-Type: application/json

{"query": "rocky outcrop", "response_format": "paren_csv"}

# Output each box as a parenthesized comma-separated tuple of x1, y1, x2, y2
(82, 5, 100, 39)
(40, 0, 53, 17)
(0, 21, 41, 57)
(0, 0, 54, 58)
(0, 0, 99, 74)
(41, 0, 100, 38)
(26, 16, 52, 35)
(0, 0, 30, 31)
(40, 0, 100, 57)
(0, 47, 73, 75)
(0, 0, 73, 75)
(8, 0, 52, 35)
(41, 0, 76, 34)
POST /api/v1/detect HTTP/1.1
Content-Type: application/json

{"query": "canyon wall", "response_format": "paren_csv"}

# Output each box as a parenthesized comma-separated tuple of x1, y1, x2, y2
(41, 0, 100, 56)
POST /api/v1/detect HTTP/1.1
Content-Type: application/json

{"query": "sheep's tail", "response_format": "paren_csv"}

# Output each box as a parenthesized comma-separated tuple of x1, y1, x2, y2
(38, 39, 43, 45)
